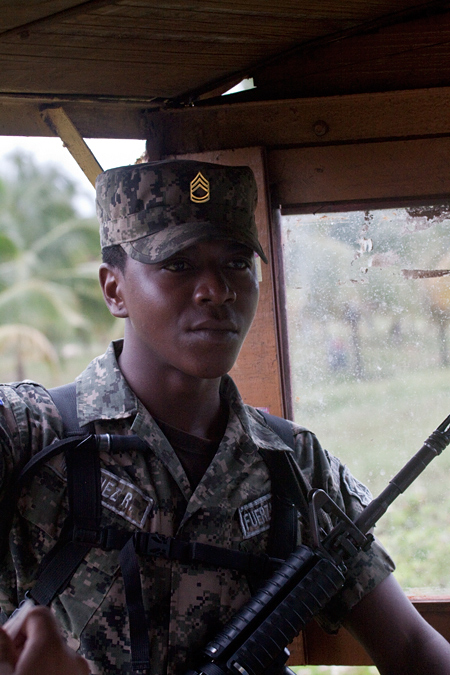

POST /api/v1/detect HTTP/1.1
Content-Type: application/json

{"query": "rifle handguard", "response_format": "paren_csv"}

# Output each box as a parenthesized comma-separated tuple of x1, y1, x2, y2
(199, 545, 345, 675)
(224, 556, 344, 675)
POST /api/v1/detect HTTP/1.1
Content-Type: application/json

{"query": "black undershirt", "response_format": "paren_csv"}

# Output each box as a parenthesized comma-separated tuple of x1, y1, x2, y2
(155, 418, 220, 490)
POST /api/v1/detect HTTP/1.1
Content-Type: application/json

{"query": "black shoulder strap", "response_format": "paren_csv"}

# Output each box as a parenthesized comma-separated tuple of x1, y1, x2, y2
(2, 383, 90, 544)
(259, 411, 296, 450)
(49, 382, 83, 435)
(0, 382, 85, 563)
(259, 410, 311, 525)
(19, 383, 99, 606)
(28, 434, 102, 606)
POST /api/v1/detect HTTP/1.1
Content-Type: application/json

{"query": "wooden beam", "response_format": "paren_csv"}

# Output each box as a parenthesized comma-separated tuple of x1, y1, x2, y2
(0, 97, 154, 138)
(3, 85, 450, 144)
(0, 0, 117, 39)
(253, 6, 450, 100)
(41, 106, 103, 186)
(175, 0, 450, 105)
(145, 86, 450, 157)
(267, 136, 450, 209)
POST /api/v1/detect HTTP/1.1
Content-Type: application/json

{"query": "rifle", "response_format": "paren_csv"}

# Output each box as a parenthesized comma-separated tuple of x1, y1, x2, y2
(185, 414, 450, 675)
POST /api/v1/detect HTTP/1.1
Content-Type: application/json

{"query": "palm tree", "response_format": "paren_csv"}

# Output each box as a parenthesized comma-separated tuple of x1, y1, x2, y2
(0, 324, 59, 381)
(0, 150, 114, 376)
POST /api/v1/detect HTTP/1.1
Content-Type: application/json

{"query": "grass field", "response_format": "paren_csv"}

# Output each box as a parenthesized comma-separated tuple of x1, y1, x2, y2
(290, 347, 450, 590)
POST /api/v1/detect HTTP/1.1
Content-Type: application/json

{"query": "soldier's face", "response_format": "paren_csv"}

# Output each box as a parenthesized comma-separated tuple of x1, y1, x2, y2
(108, 239, 260, 381)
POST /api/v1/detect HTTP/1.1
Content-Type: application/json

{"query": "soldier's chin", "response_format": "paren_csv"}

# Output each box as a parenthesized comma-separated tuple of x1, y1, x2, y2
(189, 353, 242, 380)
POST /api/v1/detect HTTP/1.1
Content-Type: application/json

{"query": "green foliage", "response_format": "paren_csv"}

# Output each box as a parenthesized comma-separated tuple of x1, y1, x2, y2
(0, 150, 115, 375)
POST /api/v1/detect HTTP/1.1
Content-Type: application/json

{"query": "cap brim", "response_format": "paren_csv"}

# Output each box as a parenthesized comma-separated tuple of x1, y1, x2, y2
(121, 221, 268, 264)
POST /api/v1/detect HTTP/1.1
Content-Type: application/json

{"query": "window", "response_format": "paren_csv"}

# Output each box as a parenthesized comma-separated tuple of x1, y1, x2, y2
(281, 204, 450, 594)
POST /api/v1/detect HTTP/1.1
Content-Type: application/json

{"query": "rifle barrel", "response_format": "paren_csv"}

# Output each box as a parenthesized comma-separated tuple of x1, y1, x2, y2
(355, 414, 450, 535)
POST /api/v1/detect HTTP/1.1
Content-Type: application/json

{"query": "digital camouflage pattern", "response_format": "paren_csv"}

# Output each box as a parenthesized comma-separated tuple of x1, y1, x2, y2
(0, 341, 394, 675)
(96, 159, 268, 263)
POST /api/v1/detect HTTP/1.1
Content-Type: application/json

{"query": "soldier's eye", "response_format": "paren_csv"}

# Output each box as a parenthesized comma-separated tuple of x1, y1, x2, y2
(163, 259, 191, 272)
(227, 257, 253, 270)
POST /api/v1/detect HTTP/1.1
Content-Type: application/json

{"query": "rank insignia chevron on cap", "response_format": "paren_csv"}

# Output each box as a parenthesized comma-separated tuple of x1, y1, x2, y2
(190, 171, 210, 203)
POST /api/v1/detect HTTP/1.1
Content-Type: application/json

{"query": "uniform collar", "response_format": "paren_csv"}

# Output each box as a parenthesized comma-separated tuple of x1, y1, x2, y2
(76, 340, 294, 454)
(220, 375, 295, 454)
(76, 340, 138, 426)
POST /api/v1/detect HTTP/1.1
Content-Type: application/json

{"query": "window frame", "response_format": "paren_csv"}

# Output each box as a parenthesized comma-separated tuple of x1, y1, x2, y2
(267, 139, 450, 664)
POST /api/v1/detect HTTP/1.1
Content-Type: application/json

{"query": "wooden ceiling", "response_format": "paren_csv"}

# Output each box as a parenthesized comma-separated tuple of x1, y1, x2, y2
(1, 0, 450, 138)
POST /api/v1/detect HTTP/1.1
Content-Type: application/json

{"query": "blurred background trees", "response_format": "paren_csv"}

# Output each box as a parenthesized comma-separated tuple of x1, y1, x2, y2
(0, 150, 116, 381)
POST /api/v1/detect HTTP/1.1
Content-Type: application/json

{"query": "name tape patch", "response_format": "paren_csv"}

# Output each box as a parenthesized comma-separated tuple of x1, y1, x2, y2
(101, 468, 153, 529)
(238, 493, 272, 540)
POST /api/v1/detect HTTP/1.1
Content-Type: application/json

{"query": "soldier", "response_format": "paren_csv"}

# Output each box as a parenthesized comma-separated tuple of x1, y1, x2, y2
(0, 159, 449, 675)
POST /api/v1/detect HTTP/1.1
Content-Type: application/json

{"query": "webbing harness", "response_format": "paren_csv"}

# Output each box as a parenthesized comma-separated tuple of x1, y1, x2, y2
(7, 384, 311, 674)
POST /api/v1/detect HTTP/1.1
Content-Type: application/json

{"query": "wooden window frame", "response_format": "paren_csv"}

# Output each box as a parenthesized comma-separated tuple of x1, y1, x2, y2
(269, 138, 450, 665)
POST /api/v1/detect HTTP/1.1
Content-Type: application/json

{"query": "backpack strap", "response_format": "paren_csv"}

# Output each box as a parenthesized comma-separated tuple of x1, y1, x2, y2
(259, 411, 312, 559)
(0, 437, 90, 582)
(259, 411, 295, 449)
(259, 411, 311, 518)
(11, 383, 98, 607)
(49, 382, 93, 435)
(27, 434, 102, 606)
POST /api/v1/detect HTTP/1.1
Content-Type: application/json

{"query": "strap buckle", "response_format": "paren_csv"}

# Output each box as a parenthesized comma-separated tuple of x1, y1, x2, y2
(134, 532, 173, 558)
(98, 527, 131, 551)
(72, 526, 102, 545)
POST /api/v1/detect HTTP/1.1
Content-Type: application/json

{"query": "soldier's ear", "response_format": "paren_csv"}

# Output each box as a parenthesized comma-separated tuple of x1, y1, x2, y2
(99, 264, 129, 318)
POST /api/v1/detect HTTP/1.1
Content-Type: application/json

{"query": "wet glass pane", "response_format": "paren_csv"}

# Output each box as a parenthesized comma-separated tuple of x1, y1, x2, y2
(281, 205, 450, 594)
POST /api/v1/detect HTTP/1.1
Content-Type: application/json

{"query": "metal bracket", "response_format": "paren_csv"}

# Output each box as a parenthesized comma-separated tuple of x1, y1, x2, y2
(308, 489, 372, 563)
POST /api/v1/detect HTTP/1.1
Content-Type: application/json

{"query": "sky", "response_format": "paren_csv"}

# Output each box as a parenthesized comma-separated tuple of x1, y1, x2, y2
(0, 136, 147, 216)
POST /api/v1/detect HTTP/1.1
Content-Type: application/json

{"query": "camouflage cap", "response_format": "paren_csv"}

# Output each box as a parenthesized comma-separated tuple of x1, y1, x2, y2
(96, 159, 267, 263)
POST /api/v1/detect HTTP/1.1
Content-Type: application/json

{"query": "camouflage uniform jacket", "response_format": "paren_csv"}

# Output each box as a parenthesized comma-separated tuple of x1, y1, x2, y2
(0, 340, 394, 675)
